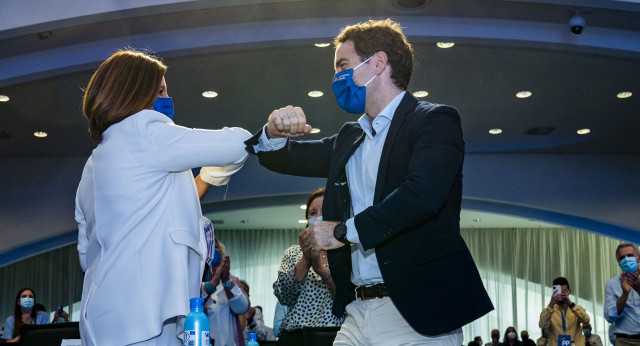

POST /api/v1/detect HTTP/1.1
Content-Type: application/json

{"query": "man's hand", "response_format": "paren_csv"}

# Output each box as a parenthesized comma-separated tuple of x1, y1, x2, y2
(266, 106, 312, 138)
(548, 292, 562, 308)
(308, 221, 345, 250)
(622, 272, 640, 293)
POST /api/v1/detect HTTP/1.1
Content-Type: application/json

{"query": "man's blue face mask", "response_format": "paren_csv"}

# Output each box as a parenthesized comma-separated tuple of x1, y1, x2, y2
(153, 97, 174, 119)
(331, 55, 376, 114)
(621, 256, 639, 273)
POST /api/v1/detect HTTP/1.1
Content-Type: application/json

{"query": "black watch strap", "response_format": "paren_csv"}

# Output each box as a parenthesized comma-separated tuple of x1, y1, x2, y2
(333, 222, 349, 244)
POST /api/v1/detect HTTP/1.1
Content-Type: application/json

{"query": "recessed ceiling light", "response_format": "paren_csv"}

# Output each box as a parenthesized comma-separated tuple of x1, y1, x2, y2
(314, 43, 330, 48)
(298, 219, 308, 224)
(307, 91, 323, 98)
(300, 205, 307, 210)
(617, 91, 632, 99)
(516, 91, 532, 98)
(310, 128, 321, 134)
(0, 95, 9, 102)
(413, 91, 429, 98)
(202, 91, 218, 98)
(34, 131, 48, 138)
(577, 128, 591, 135)
(436, 42, 455, 48)
(489, 128, 502, 135)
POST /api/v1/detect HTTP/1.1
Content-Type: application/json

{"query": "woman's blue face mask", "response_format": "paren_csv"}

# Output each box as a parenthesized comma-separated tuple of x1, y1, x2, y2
(153, 97, 174, 119)
(331, 55, 376, 114)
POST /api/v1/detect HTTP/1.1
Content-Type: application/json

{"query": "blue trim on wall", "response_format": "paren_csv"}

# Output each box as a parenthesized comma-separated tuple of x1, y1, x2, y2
(3, 197, 639, 268)
(0, 230, 78, 268)
(463, 197, 640, 243)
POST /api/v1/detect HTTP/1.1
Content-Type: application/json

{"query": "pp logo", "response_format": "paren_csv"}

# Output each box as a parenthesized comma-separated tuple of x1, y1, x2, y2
(560, 339, 571, 346)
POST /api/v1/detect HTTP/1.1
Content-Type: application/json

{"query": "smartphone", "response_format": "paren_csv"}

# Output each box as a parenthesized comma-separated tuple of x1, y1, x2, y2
(552, 285, 561, 296)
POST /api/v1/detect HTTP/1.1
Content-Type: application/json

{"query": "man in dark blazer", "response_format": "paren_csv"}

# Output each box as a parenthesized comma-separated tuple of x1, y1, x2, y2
(245, 19, 493, 344)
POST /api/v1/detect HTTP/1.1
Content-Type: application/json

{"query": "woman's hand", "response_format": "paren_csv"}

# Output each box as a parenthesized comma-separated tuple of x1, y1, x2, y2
(21, 312, 32, 324)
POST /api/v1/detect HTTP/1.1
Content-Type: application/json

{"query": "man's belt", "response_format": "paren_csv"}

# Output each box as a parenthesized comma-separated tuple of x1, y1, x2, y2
(616, 333, 640, 339)
(354, 283, 388, 300)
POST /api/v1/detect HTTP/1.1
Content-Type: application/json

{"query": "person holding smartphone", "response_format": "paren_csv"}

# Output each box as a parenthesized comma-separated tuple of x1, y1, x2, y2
(539, 277, 590, 346)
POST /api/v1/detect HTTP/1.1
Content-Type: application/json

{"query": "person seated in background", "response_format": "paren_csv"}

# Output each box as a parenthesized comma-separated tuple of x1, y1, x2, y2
(469, 341, 480, 346)
(499, 326, 522, 346)
(237, 280, 275, 342)
(520, 330, 535, 346)
(273, 188, 345, 346)
(2, 288, 50, 342)
(474, 336, 483, 345)
(539, 277, 590, 346)
(582, 323, 603, 346)
(486, 329, 501, 346)
(536, 328, 549, 346)
(272, 301, 287, 339)
(202, 237, 250, 346)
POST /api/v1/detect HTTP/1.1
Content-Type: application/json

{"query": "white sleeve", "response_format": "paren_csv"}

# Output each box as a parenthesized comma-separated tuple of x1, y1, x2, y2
(252, 125, 287, 153)
(136, 112, 252, 172)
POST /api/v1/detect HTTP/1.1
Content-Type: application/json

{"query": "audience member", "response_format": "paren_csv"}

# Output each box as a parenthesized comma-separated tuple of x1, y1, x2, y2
(2, 288, 50, 342)
(75, 49, 251, 345)
(539, 277, 590, 346)
(536, 328, 548, 346)
(238, 281, 275, 342)
(272, 301, 287, 338)
(201, 237, 250, 346)
(582, 322, 603, 346)
(606, 243, 640, 346)
(500, 326, 522, 346)
(521, 330, 536, 346)
(486, 329, 501, 346)
(273, 188, 345, 346)
(475, 336, 484, 345)
(469, 341, 480, 346)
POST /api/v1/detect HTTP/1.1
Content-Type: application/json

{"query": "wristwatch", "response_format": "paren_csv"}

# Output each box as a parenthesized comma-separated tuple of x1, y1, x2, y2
(333, 222, 349, 244)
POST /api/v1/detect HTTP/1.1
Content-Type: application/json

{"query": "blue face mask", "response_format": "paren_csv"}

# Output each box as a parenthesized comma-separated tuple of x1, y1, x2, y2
(20, 297, 34, 309)
(621, 256, 639, 273)
(153, 97, 174, 119)
(332, 55, 376, 114)
(583, 329, 591, 336)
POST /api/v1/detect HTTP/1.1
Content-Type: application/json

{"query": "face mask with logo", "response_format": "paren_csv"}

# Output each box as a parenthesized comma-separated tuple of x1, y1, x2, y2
(621, 256, 639, 273)
(507, 332, 516, 340)
(331, 55, 376, 114)
(153, 97, 174, 119)
(20, 297, 34, 309)
(492, 334, 499, 340)
(583, 329, 591, 336)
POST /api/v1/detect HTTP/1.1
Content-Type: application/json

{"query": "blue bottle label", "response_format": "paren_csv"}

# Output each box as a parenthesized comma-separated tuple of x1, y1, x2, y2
(183, 330, 210, 346)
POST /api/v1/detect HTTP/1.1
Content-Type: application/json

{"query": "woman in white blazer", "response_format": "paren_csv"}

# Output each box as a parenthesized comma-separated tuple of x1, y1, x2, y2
(75, 49, 251, 345)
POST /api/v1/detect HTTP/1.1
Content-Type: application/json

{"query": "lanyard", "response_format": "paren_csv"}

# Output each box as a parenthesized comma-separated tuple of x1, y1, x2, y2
(560, 308, 567, 331)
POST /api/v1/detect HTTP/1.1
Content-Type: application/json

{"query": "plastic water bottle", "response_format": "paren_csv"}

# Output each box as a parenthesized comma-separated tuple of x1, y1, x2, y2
(183, 298, 210, 346)
(246, 332, 259, 346)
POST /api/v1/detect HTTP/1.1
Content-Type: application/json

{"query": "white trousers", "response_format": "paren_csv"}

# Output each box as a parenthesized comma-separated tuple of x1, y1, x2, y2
(333, 297, 463, 346)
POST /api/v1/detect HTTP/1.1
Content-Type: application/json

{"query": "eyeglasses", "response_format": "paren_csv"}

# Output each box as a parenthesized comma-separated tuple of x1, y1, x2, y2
(618, 254, 636, 262)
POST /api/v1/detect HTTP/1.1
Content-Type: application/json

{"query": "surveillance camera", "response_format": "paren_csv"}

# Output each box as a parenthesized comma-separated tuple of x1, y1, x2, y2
(568, 14, 585, 35)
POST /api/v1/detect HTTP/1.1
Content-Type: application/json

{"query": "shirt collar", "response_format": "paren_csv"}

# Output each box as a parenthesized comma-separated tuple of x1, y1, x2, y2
(358, 91, 406, 136)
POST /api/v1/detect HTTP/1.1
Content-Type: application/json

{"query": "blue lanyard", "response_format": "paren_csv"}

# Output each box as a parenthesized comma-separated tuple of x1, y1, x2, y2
(561, 308, 567, 331)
